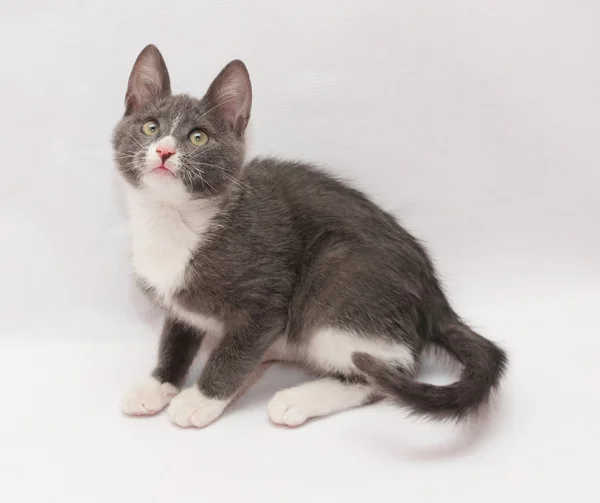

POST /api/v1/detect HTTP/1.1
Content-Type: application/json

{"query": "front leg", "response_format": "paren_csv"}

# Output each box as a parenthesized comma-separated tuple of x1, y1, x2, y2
(121, 317, 202, 416)
(168, 320, 277, 428)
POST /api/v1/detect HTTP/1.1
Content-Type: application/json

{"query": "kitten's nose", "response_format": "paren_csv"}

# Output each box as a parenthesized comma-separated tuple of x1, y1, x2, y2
(156, 146, 175, 161)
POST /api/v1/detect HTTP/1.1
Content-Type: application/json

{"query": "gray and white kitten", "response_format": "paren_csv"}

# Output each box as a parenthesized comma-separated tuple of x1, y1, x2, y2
(114, 45, 507, 428)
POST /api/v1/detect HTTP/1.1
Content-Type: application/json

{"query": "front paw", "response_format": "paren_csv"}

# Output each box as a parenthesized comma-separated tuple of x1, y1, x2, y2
(167, 387, 228, 428)
(121, 377, 178, 416)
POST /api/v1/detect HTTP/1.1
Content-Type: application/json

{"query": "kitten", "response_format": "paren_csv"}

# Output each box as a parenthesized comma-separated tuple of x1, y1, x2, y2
(114, 45, 507, 429)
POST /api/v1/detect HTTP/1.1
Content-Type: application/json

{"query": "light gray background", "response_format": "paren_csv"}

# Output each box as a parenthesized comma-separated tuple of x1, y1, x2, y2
(1, 1, 598, 501)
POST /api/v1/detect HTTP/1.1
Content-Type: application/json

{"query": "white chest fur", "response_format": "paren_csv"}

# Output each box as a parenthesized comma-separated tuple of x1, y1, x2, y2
(123, 184, 218, 303)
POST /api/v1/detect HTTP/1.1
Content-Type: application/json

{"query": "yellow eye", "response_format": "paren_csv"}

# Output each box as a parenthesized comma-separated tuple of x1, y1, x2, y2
(189, 129, 209, 146)
(142, 120, 159, 136)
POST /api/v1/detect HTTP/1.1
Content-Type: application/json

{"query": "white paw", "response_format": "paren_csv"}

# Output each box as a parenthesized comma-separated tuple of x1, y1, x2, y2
(267, 390, 310, 427)
(121, 377, 178, 416)
(167, 387, 228, 428)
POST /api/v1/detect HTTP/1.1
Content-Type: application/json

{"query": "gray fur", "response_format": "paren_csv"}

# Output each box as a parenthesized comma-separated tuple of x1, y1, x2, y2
(114, 45, 507, 422)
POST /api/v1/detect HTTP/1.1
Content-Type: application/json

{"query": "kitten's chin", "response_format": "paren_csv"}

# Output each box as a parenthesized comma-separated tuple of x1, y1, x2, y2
(141, 173, 191, 204)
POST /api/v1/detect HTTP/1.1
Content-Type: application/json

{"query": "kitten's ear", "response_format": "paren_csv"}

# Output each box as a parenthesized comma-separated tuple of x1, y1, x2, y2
(125, 45, 171, 115)
(204, 60, 252, 135)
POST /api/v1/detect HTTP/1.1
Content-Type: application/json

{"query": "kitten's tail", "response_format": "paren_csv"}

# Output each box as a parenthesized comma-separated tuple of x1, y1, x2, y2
(352, 317, 508, 421)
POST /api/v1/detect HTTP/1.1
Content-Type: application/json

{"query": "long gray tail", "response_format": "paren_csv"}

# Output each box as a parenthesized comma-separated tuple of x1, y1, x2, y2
(352, 320, 508, 421)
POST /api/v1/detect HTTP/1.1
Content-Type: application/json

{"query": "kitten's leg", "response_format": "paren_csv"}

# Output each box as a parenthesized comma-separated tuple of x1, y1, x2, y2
(265, 327, 416, 426)
(231, 362, 273, 404)
(121, 317, 202, 416)
(167, 321, 277, 428)
(267, 377, 375, 427)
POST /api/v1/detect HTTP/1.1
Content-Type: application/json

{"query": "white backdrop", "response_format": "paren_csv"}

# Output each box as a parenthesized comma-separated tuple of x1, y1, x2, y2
(1, 1, 598, 501)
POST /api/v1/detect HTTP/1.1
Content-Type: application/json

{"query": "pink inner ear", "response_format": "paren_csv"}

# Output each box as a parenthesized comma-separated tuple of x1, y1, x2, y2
(128, 72, 165, 111)
(217, 87, 250, 132)
(125, 46, 171, 114)
(207, 61, 251, 133)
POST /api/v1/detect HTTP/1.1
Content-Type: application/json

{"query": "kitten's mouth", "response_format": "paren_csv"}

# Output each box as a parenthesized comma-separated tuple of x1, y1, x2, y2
(151, 165, 174, 176)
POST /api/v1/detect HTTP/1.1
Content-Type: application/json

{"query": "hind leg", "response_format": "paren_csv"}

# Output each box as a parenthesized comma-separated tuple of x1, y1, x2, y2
(267, 327, 416, 426)
(267, 377, 374, 427)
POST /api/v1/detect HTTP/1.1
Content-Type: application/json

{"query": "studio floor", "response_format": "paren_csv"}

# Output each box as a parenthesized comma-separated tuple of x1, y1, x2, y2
(2, 278, 597, 502)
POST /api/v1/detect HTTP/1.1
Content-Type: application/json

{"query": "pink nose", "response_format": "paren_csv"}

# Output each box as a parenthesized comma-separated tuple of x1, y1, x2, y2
(156, 146, 175, 161)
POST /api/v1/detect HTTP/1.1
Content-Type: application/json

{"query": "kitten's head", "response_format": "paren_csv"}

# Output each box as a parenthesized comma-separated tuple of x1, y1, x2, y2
(112, 45, 251, 200)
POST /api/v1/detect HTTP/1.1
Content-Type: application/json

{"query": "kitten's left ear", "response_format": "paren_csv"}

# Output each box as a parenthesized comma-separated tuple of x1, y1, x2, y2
(125, 45, 171, 115)
(204, 60, 252, 135)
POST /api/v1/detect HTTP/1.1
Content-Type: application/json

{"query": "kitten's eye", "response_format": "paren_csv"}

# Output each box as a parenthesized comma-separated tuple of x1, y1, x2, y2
(142, 120, 159, 136)
(189, 129, 209, 146)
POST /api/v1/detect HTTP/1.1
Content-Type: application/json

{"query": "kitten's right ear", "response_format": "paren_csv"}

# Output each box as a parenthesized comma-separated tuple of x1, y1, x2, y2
(125, 45, 171, 115)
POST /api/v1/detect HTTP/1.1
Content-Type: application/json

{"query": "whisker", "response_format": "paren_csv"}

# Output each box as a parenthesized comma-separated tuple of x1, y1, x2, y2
(201, 177, 217, 205)
(220, 172, 255, 198)
(185, 163, 254, 198)
(180, 164, 217, 205)
(122, 129, 145, 150)
(190, 162, 254, 192)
